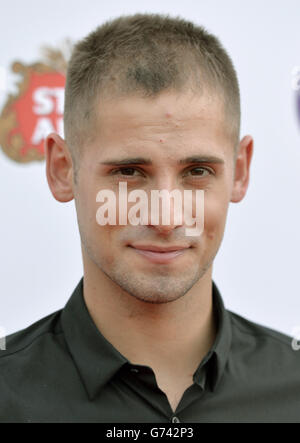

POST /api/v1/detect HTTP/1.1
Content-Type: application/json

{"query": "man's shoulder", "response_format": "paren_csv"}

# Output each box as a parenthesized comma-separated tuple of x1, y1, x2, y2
(0, 308, 74, 422)
(0, 308, 64, 364)
(229, 309, 293, 345)
(228, 309, 300, 366)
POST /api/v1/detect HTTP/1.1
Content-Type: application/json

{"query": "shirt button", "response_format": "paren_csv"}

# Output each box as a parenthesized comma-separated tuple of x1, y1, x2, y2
(171, 416, 180, 423)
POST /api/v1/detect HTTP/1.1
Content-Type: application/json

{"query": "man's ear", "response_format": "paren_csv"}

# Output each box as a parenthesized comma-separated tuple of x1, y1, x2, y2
(230, 135, 254, 203)
(45, 133, 74, 202)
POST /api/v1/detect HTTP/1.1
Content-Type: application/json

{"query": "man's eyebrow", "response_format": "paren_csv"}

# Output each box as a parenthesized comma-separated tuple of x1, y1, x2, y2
(179, 155, 225, 165)
(100, 155, 225, 166)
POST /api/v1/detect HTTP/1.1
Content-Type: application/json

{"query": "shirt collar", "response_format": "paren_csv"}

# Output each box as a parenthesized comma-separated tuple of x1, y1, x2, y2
(61, 277, 232, 400)
(61, 278, 128, 400)
(206, 280, 232, 392)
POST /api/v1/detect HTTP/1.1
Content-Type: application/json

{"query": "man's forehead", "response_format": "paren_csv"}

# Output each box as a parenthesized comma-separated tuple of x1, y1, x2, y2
(96, 90, 224, 128)
(84, 90, 233, 163)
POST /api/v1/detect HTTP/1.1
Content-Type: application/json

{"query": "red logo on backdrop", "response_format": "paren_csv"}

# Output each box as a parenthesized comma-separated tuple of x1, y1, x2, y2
(0, 41, 71, 163)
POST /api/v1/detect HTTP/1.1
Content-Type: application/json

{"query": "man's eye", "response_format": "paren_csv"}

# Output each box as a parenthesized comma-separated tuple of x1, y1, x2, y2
(111, 166, 213, 178)
(112, 167, 141, 177)
(186, 167, 213, 177)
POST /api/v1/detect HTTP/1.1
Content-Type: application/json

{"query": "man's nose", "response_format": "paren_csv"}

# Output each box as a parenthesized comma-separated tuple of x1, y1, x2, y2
(147, 177, 184, 235)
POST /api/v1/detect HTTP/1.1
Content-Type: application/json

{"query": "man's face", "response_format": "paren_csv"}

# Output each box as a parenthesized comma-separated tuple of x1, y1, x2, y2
(73, 90, 239, 304)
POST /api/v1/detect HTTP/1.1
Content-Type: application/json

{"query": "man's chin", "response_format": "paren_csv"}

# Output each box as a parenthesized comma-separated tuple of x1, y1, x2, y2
(114, 275, 198, 305)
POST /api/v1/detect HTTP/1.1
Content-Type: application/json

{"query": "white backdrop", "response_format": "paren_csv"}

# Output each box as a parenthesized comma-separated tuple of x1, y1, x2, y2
(1, 0, 300, 338)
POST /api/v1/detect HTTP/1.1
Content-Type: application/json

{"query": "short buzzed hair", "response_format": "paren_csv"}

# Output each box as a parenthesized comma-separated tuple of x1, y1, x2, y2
(64, 13, 241, 166)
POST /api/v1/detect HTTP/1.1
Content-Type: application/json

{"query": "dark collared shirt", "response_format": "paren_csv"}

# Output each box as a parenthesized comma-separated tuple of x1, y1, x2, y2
(0, 277, 300, 423)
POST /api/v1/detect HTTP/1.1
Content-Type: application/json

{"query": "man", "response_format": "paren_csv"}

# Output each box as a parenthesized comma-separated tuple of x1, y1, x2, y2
(0, 13, 299, 424)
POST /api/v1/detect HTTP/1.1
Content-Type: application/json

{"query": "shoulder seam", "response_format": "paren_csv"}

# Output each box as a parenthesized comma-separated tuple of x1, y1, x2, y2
(230, 313, 293, 348)
(0, 330, 64, 360)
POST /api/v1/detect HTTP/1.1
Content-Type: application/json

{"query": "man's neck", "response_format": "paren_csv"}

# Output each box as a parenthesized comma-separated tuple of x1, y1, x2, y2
(82, 262, 217, 379)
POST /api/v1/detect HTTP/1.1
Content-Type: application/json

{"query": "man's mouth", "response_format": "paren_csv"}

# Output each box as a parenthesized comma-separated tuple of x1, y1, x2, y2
(128, 244, 191, 264)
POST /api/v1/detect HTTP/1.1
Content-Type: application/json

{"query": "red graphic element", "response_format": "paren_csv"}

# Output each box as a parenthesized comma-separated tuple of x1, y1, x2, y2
(10, 71, 65, 157)
(0, 62, 66, 163)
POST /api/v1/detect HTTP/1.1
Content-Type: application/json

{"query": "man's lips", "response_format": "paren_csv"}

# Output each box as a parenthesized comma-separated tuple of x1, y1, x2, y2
(129, 244, 189, 252)
(128, 244, 191, 264)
